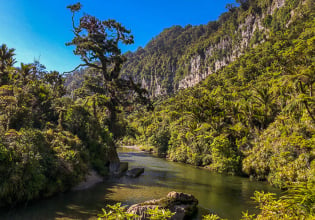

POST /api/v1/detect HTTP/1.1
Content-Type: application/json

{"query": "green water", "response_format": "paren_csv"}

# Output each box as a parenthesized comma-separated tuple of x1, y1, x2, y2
(0, 147, 280, 220)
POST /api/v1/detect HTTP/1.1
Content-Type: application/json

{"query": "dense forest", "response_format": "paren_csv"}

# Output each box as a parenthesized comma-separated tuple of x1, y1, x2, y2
(122, 0, 315, 185)
(126, 0, 315, 184)
(0, 3, 148, 207)
(0, 0, 314, 219)
(121, 0, 315, 218)
(0, 43, 120, 206)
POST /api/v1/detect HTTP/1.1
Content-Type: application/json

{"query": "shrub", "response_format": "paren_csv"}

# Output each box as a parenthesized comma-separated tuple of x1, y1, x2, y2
(0, 129, 89, 206)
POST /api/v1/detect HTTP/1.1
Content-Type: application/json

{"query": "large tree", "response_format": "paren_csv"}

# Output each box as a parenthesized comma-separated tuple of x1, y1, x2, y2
(66, 3, 149, 172)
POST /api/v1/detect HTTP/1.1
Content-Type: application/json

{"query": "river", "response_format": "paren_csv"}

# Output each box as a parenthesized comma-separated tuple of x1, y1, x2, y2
(0, 147, 280, 220)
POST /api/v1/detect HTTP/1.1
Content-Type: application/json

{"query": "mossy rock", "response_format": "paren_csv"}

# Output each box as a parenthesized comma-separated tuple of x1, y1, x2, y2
(127, 191, 198, 220)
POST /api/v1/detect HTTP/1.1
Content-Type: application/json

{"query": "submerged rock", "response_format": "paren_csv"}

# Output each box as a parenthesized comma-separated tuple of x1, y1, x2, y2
(126, 168, 145, 178)
(127, 191, 198, 220)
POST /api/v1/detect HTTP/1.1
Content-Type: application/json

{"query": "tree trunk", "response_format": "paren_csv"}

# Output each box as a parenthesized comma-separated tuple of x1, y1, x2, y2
(108, 143, 120, 174)
(107, 97, 120, 173)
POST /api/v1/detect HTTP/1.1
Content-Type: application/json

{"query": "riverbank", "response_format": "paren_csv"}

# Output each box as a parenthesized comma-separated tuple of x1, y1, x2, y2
(120, 145, 142, 150)
(120, 145, 156, 153)
(0, 148, 280, 220)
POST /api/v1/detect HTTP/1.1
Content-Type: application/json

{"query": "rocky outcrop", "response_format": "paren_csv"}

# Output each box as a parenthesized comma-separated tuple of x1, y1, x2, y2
(126, 168, 145, 178)
(127, 191, 198, 220)
(121, 0, 302, 97)
(178, 0, 289, 90)
(140, 72, 168, 97)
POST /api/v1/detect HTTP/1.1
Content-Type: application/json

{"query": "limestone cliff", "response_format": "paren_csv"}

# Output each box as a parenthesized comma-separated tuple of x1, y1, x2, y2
(121, 0, 306, 97)
(178, 0, 287, 89)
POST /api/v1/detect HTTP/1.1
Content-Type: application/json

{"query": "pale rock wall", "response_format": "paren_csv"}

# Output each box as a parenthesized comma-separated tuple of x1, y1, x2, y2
(178, 0, 287, 90)
(134, 0, 300, 96)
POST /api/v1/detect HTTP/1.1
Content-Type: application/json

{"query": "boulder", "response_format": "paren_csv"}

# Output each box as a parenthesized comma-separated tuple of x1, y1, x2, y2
(126, 168, 144, 178)
(127, 191, 198, 220)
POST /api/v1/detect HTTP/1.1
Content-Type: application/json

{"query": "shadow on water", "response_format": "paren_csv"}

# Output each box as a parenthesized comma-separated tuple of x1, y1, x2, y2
(0, 181, 122, 220)
(0, 148, 280, 220)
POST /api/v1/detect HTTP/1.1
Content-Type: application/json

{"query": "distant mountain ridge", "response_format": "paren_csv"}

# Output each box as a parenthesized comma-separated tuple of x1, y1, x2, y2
(120, 0, 304, 97)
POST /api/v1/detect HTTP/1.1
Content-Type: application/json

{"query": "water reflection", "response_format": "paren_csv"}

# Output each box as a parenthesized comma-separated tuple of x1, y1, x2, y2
(117, 148, 279, 220)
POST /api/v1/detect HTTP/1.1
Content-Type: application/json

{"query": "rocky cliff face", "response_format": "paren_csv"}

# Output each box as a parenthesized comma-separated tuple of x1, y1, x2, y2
(141, 72, 167, 97)
(178, 0, 286, 89)
(121, 0, 303, 97)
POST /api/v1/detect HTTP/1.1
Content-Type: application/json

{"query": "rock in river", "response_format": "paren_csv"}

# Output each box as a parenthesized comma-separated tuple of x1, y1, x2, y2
(126, 168, 145, 178)
(127, 191, 198, 220)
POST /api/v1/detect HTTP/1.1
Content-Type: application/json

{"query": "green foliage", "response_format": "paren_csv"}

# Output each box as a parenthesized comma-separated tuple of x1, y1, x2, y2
(97, 203, 174, 220)
(209, 135, 242, 174)
(148, 127, 170, 156)
(0, 44, 16, 85)
(0, 129, 88, 206)
(0, 0, 153, 206)
(0, 10, 137, 204)
(248, 182, 315, 219)
(203, 214, 226, 220)
(145, 207, 175, 220)
(242, 116, 315, 187)
(98, 203, 138, 220)
(1, 0, 314, 215)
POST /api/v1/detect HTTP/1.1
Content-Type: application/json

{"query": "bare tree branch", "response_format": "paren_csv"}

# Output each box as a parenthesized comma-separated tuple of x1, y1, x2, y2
(63, 63, 88, 74)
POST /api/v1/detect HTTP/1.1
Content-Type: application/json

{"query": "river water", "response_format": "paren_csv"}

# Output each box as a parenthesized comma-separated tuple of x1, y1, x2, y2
(1, 147, 280, 220)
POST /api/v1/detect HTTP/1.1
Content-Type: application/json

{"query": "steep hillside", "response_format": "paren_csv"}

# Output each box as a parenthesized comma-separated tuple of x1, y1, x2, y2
(121, 0, 307, 97)
(126, 0, 315, 189)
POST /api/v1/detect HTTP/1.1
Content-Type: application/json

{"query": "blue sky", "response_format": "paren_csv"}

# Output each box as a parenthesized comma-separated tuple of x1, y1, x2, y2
(0, 0, 235, 73)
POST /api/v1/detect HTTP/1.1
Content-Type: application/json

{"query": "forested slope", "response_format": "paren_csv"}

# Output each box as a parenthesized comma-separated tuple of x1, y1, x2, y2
(126, 0, 315, 189)
(121, 0, 307, 97)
